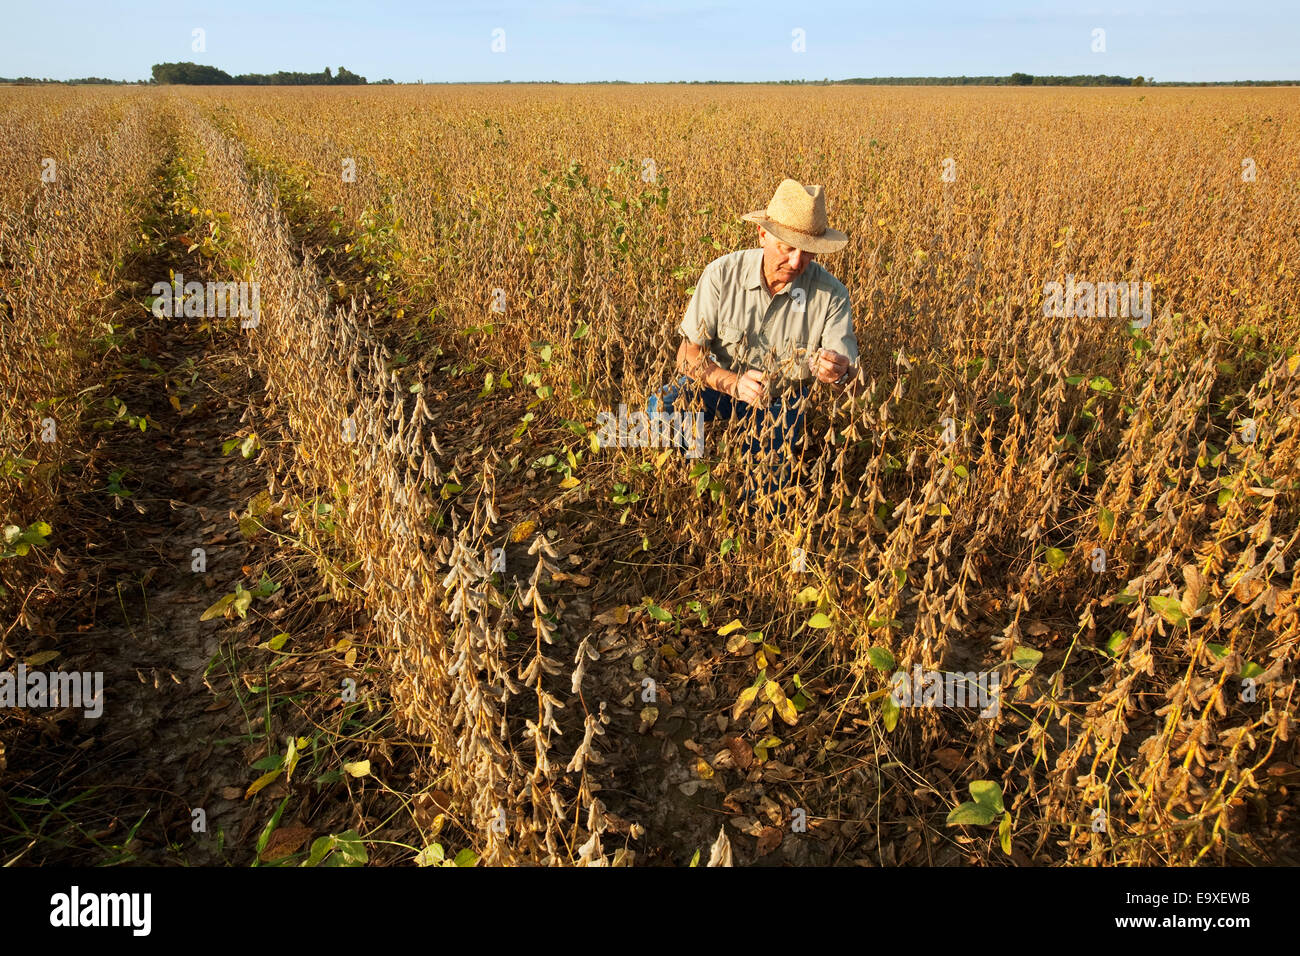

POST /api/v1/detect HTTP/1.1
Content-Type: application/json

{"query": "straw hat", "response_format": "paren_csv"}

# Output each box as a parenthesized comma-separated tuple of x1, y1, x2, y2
(741, 178, 848, 253)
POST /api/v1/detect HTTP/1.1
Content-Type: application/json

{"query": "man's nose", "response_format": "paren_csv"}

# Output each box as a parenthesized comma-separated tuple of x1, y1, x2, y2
(788, 248, 807, 269)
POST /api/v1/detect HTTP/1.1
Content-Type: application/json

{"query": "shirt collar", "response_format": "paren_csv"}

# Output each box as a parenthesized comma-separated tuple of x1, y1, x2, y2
(744, 248, 766, 291)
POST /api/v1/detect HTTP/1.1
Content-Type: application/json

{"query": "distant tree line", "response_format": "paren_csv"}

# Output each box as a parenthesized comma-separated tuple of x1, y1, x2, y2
(840, 74, 1140, 86)
(835, 73, 1297, 87)
(149, 62, 380, 85)
(0, 76, 150, 85)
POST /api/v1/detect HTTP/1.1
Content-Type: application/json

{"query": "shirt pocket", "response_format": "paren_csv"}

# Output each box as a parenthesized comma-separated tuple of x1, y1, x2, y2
(715, 321, 747, 368)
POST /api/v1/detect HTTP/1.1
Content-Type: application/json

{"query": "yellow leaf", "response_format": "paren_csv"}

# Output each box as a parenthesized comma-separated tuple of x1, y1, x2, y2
(25, 650, 60, 666)
(558, 475, 580, 489)
(510, 520, 537, 543)
(244, 769, 282, 799)
(732, 685, 760, 721)
(200, 592, 237, 621)
(169, 394, 182, 411)
(286, 737, 302, 781)
(334, 637, 352, 653)
(655, 449, 671, 468)
(717, 619, 744, 636)
(343, 760, 371, 778)
(695, 758, 714, 780)
(763, 681, 798, 723)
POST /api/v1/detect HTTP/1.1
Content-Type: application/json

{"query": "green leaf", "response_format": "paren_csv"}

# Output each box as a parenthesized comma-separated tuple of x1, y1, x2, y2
(255, 794, 292, 856)
(1104, 631, 1127, 657)
(646, 603, 672, 622)
(452, 848, 478, 867)
(866, 646, 895, 671)
(970, 779, 1004, 812)
(302, 836, 334, 867)
(1065, 374, 1085, 385)
(1088, 376, 1114, 393)
(1206, 643, 1229, 659)
(807, 612, 832, 629)
(329, 830, 367, 866)
(415, 844, 445, 866)
(946, 801, 997, 826)
(1148, 595, 1187, 626)
(253, 572, 280, 598)
(1239, 661, 1264, 679)
(1013, 646, 1043, 669)
(881, 695, 899, 732)
(1098, 506, 1115, 540)
(1112, 590, 1138, 605)
(999, 811, 1012, 854)
(1044, 547, 1066, 571)
(719, 538, 735, 558)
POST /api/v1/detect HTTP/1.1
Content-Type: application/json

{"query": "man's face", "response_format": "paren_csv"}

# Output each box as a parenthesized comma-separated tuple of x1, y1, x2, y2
(759, 226, 816, 287)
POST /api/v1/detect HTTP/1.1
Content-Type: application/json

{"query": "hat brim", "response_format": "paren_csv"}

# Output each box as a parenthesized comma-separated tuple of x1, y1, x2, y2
(741, 211, 849, 253)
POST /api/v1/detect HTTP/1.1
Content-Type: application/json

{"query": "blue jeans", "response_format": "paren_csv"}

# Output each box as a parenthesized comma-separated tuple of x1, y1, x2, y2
(647, 374, 811, 516)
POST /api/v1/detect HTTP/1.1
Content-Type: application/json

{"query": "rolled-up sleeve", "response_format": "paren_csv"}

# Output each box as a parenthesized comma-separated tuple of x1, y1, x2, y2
(820, 289, 859, 366)
(678, 261, 720, 347)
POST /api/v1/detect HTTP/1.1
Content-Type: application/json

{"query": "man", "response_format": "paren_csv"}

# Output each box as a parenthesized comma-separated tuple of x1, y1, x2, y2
(648, 178, 859, 511)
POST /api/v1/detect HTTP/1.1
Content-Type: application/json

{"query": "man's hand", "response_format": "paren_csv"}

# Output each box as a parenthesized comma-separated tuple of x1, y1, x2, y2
(679, 338, 771, 406)
(733, 368, 769, 406)
(810, 348, 852, 385)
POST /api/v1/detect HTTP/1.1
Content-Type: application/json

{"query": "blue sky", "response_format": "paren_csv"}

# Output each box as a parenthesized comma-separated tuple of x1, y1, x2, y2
(4, 1, 1296, 82)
